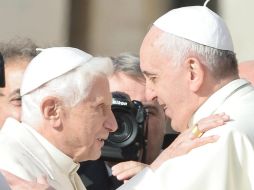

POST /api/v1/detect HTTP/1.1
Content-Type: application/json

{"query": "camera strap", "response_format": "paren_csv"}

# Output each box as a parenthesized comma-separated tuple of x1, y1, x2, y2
(0, 53, 5, 87)
(141, 111, 149, 163)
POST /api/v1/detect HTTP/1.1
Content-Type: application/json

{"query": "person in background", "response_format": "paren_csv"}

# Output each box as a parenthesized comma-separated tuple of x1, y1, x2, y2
(0, 47, 117, 190)
(109, 53, 166, 164)
(118, 3, 254, 190)
(0, 51, 11, 190)
(0, 38, 56, 190)
(238, 60, 254, 84)
(0, 38, 37, 127)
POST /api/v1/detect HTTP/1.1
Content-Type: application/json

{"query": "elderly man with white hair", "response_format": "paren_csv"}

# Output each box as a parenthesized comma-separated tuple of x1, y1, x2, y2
(118, 2, 254, 190)
(0, 47, 118, 190)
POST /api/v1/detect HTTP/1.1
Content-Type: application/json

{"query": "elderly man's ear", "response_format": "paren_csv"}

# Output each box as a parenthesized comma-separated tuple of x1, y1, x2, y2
(41, 97, 62, 128)
(185, 57, 204, 92)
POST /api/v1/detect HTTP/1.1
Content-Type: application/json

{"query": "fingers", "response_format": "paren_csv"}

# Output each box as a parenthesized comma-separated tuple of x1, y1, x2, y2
(195, 113, 230, 133)
(112, 161, 145, 176)
(112, 161, 147, 181)
(191, 135, 220, 148)
(111, 161, 136, 175)
(113, 164, 146, 181)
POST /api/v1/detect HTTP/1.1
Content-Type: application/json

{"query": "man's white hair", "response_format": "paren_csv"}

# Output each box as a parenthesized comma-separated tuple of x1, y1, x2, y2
(21, 57, 113, 126)
(155, 31, 238, 79)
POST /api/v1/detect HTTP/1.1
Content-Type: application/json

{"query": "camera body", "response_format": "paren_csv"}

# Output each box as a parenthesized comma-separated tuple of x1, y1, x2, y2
(101, 91, 148, 162)
(0, 53, 5, 87)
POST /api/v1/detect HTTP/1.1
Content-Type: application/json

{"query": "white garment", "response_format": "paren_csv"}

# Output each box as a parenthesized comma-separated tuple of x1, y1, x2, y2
(118, 79, 254, 190)
(0, 118, 86, 190)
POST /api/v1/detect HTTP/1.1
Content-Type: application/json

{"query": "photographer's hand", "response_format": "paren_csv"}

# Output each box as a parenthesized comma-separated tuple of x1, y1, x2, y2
(112, 161, 147, 181)
(150, 113, 230, 170)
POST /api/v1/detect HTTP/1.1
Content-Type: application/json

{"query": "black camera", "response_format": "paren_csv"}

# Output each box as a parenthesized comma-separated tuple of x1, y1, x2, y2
(101, 91, 148, 162)
(0, 52, 5, 87)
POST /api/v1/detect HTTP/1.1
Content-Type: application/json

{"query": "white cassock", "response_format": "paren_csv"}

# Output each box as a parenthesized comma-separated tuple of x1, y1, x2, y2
(0, 118, 86, 190)
(118, 79, 254, 190)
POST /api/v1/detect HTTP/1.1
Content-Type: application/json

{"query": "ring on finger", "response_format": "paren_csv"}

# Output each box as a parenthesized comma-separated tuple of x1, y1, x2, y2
(191, 124, 203, 138)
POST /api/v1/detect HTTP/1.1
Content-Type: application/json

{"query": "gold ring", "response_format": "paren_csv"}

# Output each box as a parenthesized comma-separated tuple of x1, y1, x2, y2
(191, 124, 203, 138)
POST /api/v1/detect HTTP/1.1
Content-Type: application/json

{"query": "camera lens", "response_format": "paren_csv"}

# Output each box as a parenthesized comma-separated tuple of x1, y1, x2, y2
(107, 109, 138, 147)
(101, 91, 147, 161)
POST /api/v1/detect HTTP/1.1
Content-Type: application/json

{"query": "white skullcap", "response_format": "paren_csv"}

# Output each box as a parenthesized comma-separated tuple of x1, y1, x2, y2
(153, 5, 234, 51)
(20, 47, 93, 96)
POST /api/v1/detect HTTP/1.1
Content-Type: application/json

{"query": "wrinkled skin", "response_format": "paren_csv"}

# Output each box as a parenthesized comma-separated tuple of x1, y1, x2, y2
(38, 75, 117, 162)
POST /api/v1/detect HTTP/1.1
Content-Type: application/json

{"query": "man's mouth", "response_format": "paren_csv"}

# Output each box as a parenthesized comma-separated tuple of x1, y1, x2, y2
(97, 135, 108, 142)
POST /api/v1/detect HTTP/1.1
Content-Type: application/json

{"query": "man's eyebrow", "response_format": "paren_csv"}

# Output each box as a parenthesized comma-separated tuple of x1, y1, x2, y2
(142, 71, 156, 77)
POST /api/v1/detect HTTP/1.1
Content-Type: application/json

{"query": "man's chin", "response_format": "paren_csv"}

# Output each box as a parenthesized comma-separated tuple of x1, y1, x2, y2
(170, 120, 183, 133)
(76, 150, 101, 162)
(91, 150, 102, 161)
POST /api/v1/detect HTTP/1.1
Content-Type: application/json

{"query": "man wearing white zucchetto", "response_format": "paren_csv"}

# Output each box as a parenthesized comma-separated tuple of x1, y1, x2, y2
(0, 47, 118, 190)
(118, 0, 254, 189)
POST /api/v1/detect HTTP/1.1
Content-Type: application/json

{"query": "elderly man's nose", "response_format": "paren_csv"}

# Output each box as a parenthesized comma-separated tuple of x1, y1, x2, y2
(105, 111, 117, 132)
(145, 87, 157, 101)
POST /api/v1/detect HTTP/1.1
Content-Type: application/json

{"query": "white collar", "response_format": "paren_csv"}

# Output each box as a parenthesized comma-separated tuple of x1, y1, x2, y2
(188, 79, 250, 128)
(23, 123, 80, 175)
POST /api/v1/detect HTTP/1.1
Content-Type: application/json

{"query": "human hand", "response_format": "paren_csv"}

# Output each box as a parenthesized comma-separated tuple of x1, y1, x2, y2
(0, 170, 55, 190)
(111, 161, 148, 182)
(150, 113, 230, 170)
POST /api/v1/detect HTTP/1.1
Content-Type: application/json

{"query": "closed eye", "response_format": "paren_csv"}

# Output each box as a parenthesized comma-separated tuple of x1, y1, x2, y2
(97, 103, 112, 116)
(144, 104, 159, 116)
(10, 96, 22, 107)
(143, 71, 158, 83)
(148, 76, 157, 83)
(8, 89, 22, 107)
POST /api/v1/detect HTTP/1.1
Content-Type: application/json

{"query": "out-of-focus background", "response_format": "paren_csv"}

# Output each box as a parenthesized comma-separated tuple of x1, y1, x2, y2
(0, 0, 253, 62)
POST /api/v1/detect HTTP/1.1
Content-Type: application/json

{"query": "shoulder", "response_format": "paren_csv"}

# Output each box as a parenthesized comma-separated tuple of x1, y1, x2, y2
(0, 125, 45, 180)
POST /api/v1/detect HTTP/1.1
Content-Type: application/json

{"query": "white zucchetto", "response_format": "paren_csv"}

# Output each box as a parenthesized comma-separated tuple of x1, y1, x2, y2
(153, 5, 234, 51)
(20, 47, 93, 96)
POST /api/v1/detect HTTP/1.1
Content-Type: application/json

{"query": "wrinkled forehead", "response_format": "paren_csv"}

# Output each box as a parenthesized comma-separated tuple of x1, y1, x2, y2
(85, 74, 112, 104)
(140, 27, 170, 73)
(140, 27, 163, 54)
